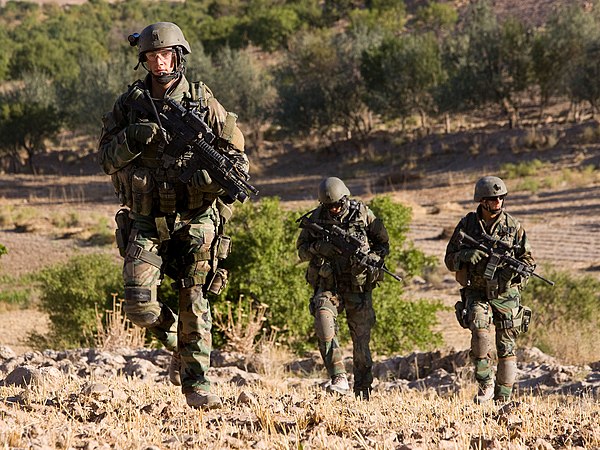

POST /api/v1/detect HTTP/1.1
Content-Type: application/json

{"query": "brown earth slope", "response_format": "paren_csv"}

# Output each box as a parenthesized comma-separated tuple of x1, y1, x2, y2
(1, 117, 599, 355)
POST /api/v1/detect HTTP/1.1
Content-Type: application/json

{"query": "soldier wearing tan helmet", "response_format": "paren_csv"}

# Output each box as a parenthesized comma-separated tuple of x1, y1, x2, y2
(98, 22, 249, 410)
(296, 177, 390, 400)
(444, 176, 535, 404)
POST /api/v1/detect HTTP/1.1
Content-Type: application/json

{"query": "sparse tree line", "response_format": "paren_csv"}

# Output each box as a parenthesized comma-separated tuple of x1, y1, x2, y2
(1, 0, 600, 172)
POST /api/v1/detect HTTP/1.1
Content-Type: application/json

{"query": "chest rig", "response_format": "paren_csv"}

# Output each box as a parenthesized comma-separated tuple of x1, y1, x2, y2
(124, 80, 215, 216)
(463, 211, 520, 296)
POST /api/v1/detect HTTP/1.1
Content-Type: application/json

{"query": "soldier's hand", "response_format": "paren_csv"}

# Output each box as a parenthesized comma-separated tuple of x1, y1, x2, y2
(126, 122, 160, 145)
(190, 169, 212, 188)
(366, 252, 382, 266)
(312, 241, 339, 258)
(459, 248, 486, 264)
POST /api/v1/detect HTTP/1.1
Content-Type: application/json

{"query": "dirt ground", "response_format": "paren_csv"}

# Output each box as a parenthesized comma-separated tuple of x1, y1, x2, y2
(0, 125, 599, 355)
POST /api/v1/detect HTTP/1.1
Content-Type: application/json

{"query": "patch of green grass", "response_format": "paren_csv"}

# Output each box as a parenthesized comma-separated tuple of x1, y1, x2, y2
(501, 159, 544, 178)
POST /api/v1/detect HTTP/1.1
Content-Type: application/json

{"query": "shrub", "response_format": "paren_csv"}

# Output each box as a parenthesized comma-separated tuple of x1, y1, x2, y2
(220, 197, 314, 351)
(520, 268, 600, 364)
(222, 196, 442, 355)
(29, 254, 121, 349)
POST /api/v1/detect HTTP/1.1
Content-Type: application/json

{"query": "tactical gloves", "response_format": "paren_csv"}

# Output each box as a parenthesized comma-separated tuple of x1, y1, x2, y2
(190, 169, 212, 188)
(311, 241, 339, 258)
(126, 122, 160, 145)
(459, 249, 486, 265)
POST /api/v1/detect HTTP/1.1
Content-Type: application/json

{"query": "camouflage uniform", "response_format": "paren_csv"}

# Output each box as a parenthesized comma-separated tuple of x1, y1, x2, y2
(99, 70, 247, 396)
(296, 194, 389, 399)
(445, 205, 534, 402)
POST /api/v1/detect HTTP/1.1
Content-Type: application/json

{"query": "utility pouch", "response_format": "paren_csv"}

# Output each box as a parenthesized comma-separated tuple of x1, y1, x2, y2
(519, 305, 532, 333)
(114, 208, 132, 258)
(484, 253, 501, 280)
(486, 279, 499, 300)
(158, 182, 177, 214)
(215, 235, 232, 260)
(207, 268, 228, 295)
(131, 168, 154, 215)
(186, 184, 205, 210)
(454, 289, 469, 328)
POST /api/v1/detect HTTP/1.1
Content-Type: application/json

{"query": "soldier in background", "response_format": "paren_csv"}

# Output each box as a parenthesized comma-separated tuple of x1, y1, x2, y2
(296, 177, 390, 400)
(98, 22, 248, 410)
(445, 176, 534, 404)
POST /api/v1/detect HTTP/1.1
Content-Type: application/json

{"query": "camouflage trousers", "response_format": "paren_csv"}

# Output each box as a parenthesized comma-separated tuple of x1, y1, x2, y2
(463, 287, 522, 395)
(122, 208, 218, 394)
(310, 288, 376, 395)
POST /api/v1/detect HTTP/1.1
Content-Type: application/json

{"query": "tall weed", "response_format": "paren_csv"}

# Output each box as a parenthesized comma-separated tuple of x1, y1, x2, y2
(520, 268, 600, 364)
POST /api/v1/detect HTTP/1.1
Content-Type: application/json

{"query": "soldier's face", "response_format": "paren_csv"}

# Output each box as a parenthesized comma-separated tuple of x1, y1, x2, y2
(145, 48, 176, 76)
(481, 195, 505, 214)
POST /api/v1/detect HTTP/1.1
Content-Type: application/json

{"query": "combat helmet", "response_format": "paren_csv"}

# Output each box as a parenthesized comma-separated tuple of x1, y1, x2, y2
(474, 176, 508, 202)
(128, 22, 190, 84)
(318, 177, 350, 204)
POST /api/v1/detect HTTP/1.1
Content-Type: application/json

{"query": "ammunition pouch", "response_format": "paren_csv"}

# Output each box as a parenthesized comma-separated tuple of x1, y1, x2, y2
(206, 267, 228, 295)
(158, 182, 177, 214)
(483, 253, 501, 280)
(114, 208, 132, 258)
(214, 234, 232, 260)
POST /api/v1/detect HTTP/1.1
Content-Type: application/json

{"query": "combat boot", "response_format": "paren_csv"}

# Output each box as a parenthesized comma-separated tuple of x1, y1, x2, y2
(185, 391, 222, 410)
(473, 381, 495, 404)
(326, 373, 350, 395)
(493, 384, 512, 404)
(169, 352, 181, 386)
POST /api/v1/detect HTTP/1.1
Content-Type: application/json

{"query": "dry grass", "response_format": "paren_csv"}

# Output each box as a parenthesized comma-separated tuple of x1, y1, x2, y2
(94, 294, 146, 351)
(0, 364, 598, 449)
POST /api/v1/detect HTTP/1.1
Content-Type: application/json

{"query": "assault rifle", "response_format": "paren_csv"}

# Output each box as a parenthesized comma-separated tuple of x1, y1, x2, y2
(124, 85, 258, 203)
(298, 217, 403, 282)
(459, 230, 554, 286)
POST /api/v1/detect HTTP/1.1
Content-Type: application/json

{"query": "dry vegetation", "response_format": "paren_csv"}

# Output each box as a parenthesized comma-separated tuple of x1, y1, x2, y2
(1, 350, 599, 450)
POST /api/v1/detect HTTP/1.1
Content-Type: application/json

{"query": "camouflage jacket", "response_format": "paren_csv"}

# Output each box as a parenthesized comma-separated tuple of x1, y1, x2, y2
(98, 73, 248, 216)
(444, 206, 535, 293)
(296, 199, 390, 293)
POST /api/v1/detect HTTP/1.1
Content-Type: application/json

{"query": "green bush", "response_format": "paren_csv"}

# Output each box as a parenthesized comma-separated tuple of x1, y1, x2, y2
(520, 268, 600, 364)
(222, 196, 442, 355)
(29, 254, 121, 349)
(220, 197, 314, 351)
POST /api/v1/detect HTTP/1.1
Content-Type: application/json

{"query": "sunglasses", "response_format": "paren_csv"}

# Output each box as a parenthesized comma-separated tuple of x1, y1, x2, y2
(482, 195, 506, 201)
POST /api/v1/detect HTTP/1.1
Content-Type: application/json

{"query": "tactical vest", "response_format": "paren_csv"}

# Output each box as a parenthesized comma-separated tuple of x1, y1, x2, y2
(112, 80, 235, 216)
(308, 200, 373, 293)
(460, 210, 522, 291)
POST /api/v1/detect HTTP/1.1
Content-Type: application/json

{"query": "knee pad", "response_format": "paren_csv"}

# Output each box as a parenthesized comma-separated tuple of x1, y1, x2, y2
(315, 309, 336, 342)
(124, 287, 161, 327)
(471, 328, 492, 359)
(496, 356, 517, 387)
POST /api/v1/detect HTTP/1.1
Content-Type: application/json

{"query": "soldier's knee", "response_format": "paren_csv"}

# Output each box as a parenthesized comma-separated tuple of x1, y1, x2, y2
(123, 287, 161, 327)
(496, 356, 517, 386)
(471, 328, 492, 359)
(314, 308, 336, 342)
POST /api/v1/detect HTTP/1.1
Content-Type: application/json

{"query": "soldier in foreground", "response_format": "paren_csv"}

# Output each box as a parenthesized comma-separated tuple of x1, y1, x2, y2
(444, 176, 535, 404)
(98, 22, 249, 410)
(296, 177, 390, 400)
